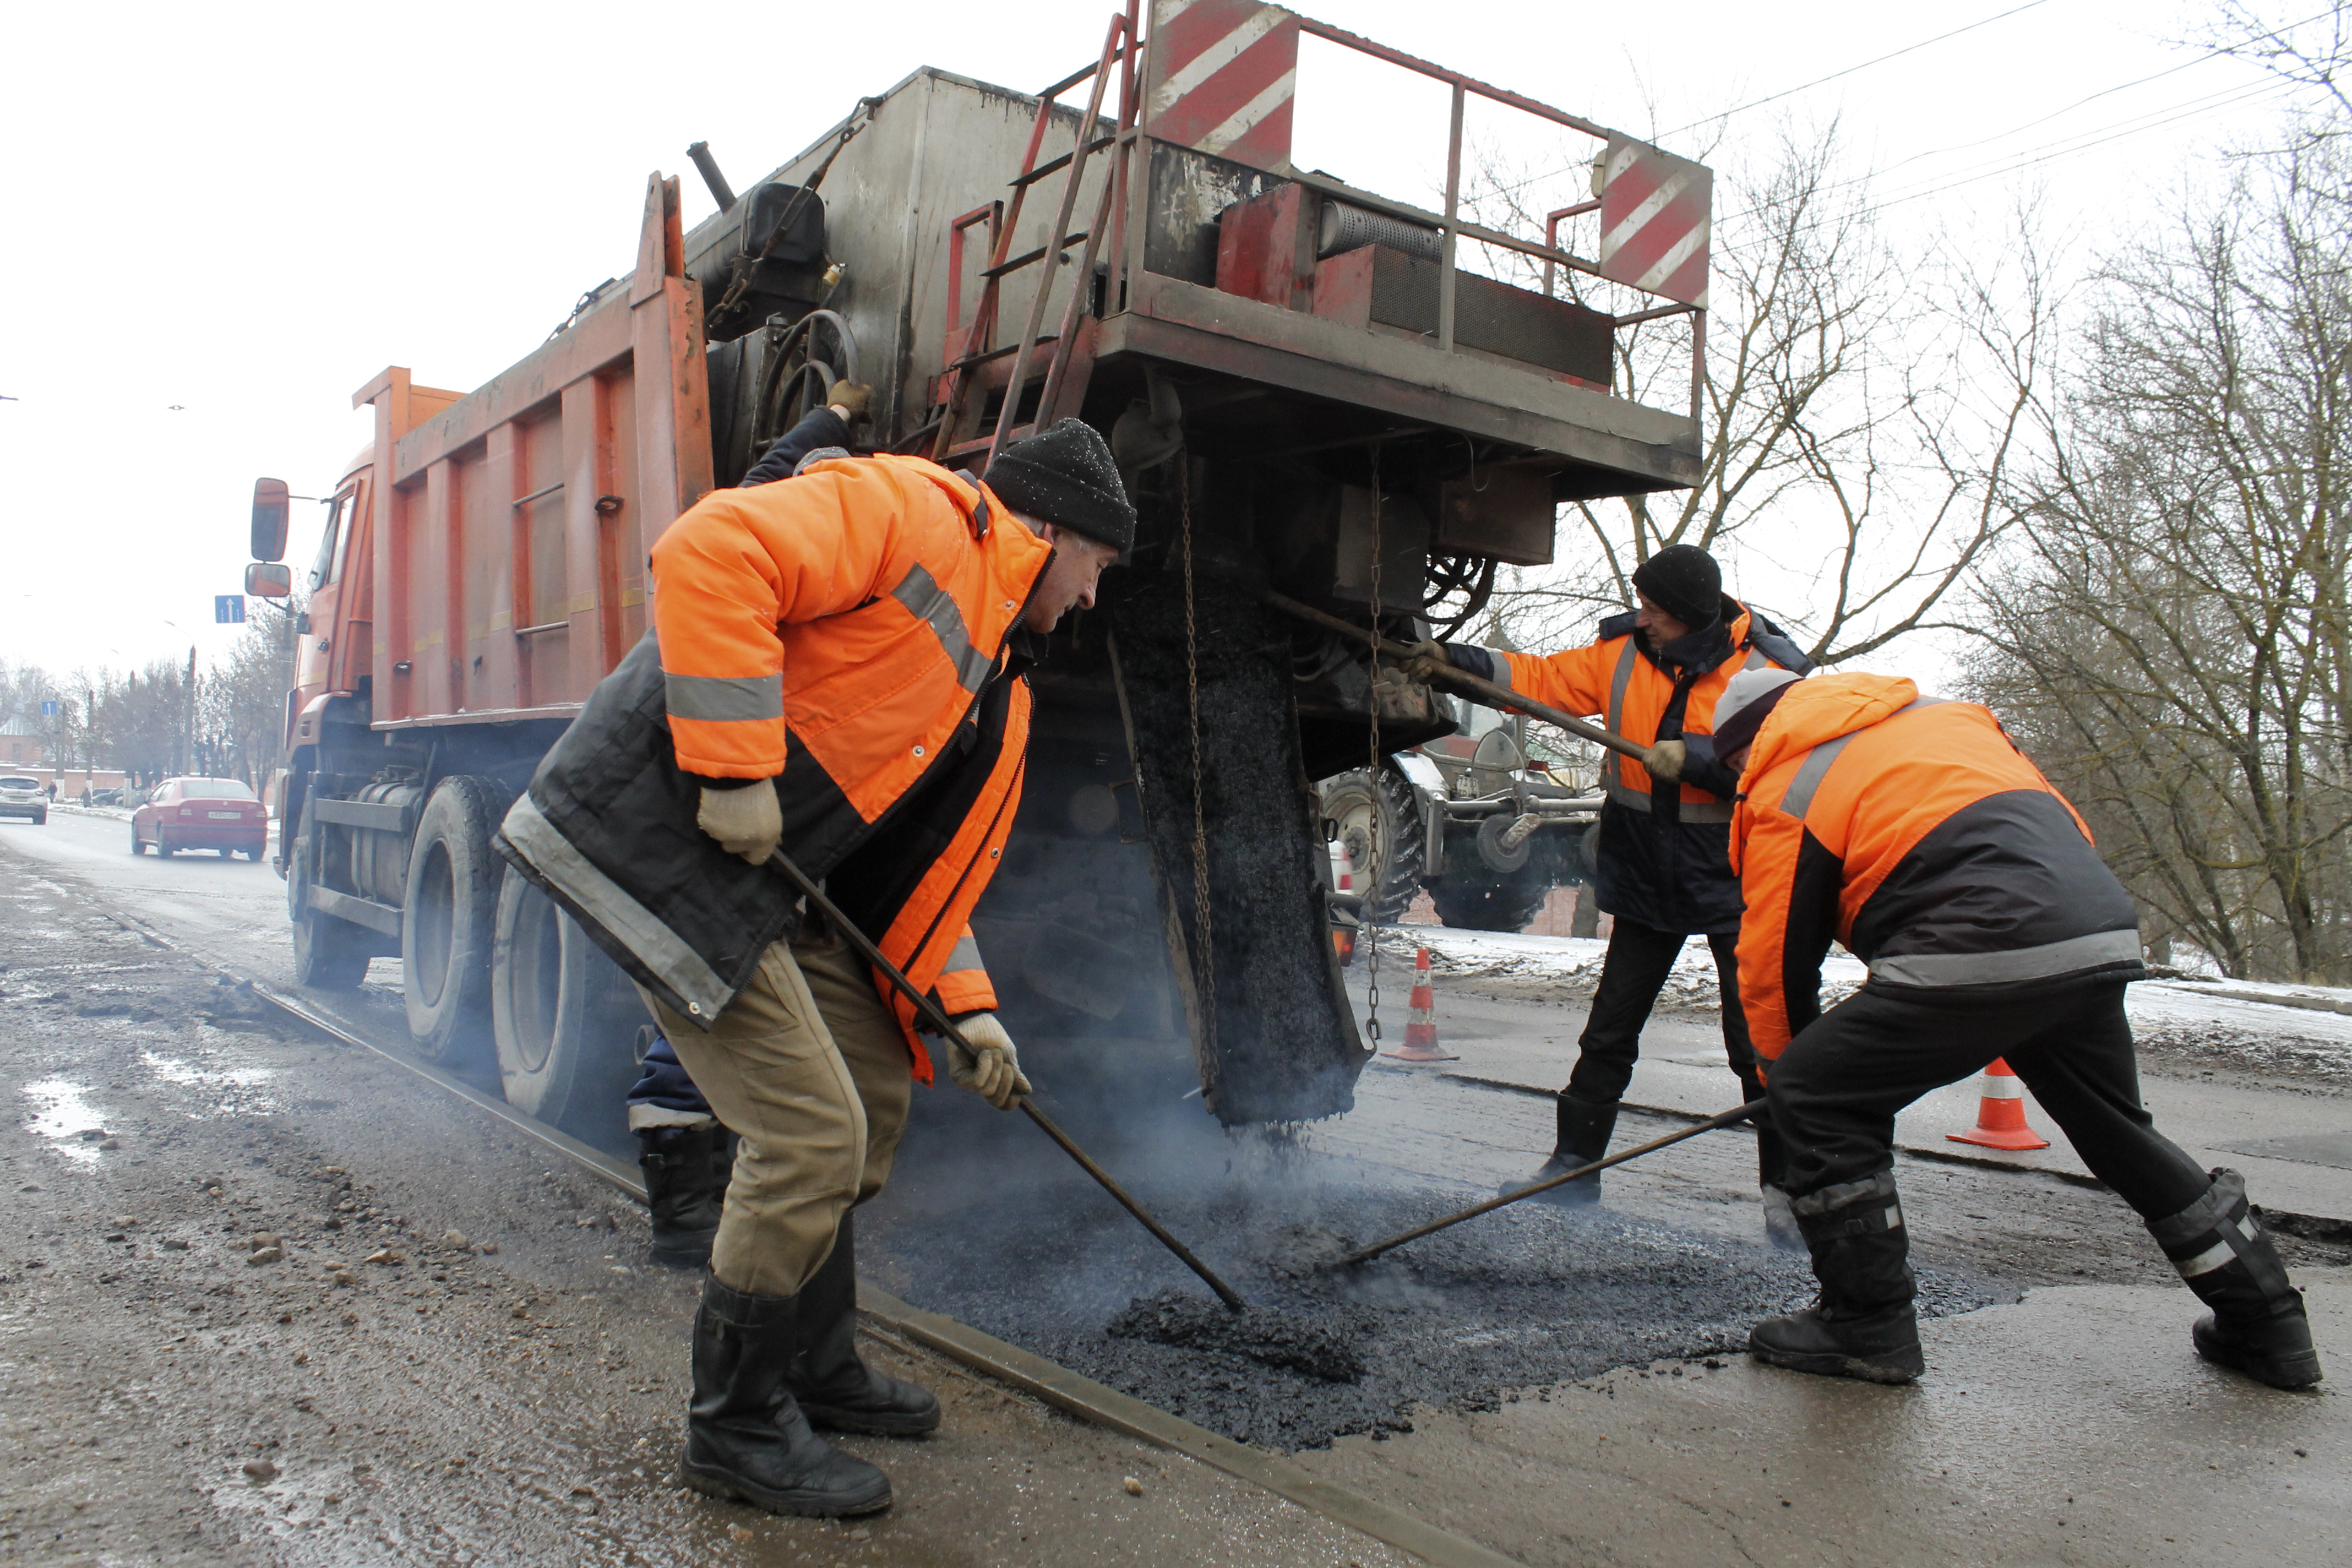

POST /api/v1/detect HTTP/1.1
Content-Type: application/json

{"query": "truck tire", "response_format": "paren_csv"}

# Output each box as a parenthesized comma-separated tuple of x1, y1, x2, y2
(1431, 872, 1550, 934)
(1320, 765, 1425, 924)
(288, 808, 372, 990)
(491, 866, 644, 1140)
(401, 777, 511, 1068)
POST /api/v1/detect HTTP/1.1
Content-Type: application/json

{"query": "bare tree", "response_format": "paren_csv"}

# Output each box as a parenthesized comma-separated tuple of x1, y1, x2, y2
(1962, 149, 2352, 982)
(1452, 121, 2048, 666)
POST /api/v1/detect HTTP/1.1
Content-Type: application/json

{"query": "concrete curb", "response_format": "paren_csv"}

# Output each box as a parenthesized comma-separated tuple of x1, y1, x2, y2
(858, 1283, 1526, 1568)
(2154, 980, 2352, 1017)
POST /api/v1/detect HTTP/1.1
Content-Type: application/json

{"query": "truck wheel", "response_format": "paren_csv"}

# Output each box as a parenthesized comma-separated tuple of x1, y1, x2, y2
(491, 867, 643, 1140)
(1431, 872, 1550, 933)
(1320, 764, 1426, 924)
(288, 807, 372, 989)
(401, 777, 511, 1068)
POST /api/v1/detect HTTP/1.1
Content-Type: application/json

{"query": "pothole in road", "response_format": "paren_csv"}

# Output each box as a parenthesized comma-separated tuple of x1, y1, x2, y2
(23, 1077, 108, 1163)
(141, 1046, 279, 1117)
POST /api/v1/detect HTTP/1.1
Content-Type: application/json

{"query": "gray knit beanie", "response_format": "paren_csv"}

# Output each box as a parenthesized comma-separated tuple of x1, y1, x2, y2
(982, 418, 1136, 552)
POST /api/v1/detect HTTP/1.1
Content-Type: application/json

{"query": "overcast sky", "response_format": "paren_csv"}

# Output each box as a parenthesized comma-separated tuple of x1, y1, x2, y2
(0, 0, 2294, 679)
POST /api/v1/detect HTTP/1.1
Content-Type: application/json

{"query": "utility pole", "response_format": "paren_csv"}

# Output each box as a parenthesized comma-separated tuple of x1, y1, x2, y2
(183, 645, 197, 776)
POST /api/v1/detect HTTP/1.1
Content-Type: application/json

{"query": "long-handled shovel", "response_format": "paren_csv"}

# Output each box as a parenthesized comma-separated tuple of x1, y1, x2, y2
(1328, 1099, 1769, 1268)
(764, 848, 1250, 1311)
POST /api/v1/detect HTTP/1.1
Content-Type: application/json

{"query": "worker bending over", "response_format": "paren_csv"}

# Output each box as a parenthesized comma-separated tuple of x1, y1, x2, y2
(623, 384, 879, 1270)
(498, 418, 1133, 1515)
(1714, 666, 2323, 1389)
(1423, 544, 1810, 1237)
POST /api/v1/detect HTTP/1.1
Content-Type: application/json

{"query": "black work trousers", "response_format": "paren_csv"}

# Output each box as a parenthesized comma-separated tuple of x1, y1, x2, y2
(1768, 977, 2209, 1222)
(1566, 917, 1782, 1184)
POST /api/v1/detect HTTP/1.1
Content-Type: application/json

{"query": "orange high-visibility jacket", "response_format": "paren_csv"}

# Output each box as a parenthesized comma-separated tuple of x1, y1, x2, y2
(651, 453, 1048, 1053)
(1728, 673, 2143, 1065)
(500, 454, 1049, 1074)
(1490, 601, 1786, 816)
(1450, 601, 1809, 933)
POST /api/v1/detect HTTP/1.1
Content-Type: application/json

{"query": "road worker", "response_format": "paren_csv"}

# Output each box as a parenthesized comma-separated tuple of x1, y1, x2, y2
(1419, 545, 1811, 1238)
(1714, 666, 2324, 1389)
(497, 416, 1134, 1516)
(623, 383, 878, 1270)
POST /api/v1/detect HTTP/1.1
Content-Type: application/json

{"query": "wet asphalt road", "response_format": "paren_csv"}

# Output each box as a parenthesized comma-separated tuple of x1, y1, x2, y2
(8, 809, 2350, 1566)
(0, 825, 1418, 1566)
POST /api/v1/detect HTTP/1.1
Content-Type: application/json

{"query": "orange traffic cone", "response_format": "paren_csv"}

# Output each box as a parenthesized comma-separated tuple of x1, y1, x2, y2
(1384, 947, 1458, 1062)
(1946, 1058, 2051, 1150)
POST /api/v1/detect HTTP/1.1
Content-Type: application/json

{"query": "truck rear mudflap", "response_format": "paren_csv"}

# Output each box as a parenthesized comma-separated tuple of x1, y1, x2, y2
(1109, 576, 1369, 1125)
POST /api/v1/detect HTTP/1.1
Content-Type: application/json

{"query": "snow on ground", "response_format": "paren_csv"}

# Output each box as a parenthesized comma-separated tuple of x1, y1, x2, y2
(1368, 925, 2352, 1088)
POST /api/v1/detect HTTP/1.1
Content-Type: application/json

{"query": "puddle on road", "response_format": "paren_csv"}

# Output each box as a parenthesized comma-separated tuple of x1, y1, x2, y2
(23, 1078, 108, 1163)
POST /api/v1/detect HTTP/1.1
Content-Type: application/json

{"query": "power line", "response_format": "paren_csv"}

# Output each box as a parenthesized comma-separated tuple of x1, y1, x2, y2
(1660, 0, 2061, 139)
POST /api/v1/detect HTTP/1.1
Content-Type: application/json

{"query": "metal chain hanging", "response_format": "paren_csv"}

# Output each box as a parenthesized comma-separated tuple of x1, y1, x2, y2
(1363, 443, 1384, 1048)
(1180, 463, 1217, 1065)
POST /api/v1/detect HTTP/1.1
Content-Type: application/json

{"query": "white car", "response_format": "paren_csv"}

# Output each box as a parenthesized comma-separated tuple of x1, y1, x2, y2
(0, 776, 47, 825)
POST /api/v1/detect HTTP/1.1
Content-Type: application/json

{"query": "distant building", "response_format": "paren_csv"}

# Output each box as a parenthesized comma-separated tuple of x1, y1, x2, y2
(0, 717, 124, 793)
(0, 716, 43, 768)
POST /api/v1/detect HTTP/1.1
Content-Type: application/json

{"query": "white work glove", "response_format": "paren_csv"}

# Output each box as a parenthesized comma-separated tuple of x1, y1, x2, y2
(696, 783, 782, 865)
(946, 1011, 1031, 1110)
(1642, 739, 1686, 782)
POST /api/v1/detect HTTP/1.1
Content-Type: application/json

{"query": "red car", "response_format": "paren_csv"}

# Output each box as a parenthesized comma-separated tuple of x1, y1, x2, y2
(132, 777, 268, 859)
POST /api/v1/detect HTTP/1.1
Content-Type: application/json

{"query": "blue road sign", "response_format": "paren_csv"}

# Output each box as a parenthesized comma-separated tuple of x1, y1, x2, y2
(40, 700, 57, 716)
(215, 595, 246, 624)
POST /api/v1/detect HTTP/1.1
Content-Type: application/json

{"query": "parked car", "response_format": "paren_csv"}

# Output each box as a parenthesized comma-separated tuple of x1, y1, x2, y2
(0, 776, 47, 826)
(132, 777, 267, 859)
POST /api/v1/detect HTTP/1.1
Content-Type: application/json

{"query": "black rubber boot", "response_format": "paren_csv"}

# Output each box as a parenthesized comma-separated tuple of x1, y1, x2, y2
(1749, 1171, 1925, 1385)
(2150, 1168, 2323, 1390)
(790, 1215, 940, 1436)
(680, 1272, 892, 1517)
(1501, 1093, 1618, 1205)
(640, 1125, 732, 1270)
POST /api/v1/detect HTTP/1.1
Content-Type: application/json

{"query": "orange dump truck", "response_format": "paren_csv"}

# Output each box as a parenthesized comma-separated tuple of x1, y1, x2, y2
(246, 2, 1712, 1142)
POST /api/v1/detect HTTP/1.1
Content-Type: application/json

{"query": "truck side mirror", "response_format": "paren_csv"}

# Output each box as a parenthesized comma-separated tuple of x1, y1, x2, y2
(246, 562, 294, 598)
(252, 478, 291, 562)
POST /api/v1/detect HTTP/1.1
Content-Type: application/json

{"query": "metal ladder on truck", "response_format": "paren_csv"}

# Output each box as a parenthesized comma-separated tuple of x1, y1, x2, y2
(925, 4, 1140, 470)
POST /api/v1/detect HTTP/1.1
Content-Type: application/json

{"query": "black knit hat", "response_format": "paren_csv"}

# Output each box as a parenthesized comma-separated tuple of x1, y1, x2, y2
(1632, 543, 1723, 628)
(983, 418, 1136, 552)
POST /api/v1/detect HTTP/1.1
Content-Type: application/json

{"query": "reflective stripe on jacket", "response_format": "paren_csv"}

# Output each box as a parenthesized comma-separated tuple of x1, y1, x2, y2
(1459, 600, 1808, 934)
(1728, 673, 2143, 1064)
(496, 454, 1050, 1080)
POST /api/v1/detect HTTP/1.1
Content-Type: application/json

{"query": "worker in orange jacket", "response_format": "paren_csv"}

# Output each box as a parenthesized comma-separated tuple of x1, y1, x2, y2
(1712, 666, 2323, 1390)
(498, 418, 1131, 1516)
(1426, 545, 1810, 1235)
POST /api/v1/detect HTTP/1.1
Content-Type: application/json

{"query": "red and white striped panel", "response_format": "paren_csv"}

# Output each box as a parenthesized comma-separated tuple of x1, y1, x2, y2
(1145, 0, 1299, 168)
(1597, 135, 1712, 309)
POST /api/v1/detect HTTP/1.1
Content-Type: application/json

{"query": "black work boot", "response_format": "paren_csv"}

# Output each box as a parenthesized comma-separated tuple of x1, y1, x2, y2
(1502, 1093, 1618, 1204)
(681, 1272, 892, 1517)
(640, 1125, 732, 1269)
(1749, 1172, 1925, 1385)
(2150, 1168, 2324, 1390)
(790, 1215, 940, 1436)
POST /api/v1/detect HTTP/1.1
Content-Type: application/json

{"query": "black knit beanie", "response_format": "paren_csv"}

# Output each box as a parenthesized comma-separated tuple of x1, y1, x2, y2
(1631, 544, 1723, 628)
(983, 418, 1136, 553)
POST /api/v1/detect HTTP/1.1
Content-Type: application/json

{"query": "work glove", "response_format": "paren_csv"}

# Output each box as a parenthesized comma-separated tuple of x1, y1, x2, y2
(946, 1011, 1031, 1110)
(827, 382, 873, 425)
(696, 783, 782, 865)
(1641, 739, 1686, 782)
(1398, 639, 1454, 684)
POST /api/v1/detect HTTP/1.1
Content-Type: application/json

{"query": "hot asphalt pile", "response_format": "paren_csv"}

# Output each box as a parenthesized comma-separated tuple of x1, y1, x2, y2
(868, 1149, 2002, 1450)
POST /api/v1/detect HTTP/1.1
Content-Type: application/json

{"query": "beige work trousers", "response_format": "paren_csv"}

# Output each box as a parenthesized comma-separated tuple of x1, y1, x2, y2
(638, 918, 911, 1298)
